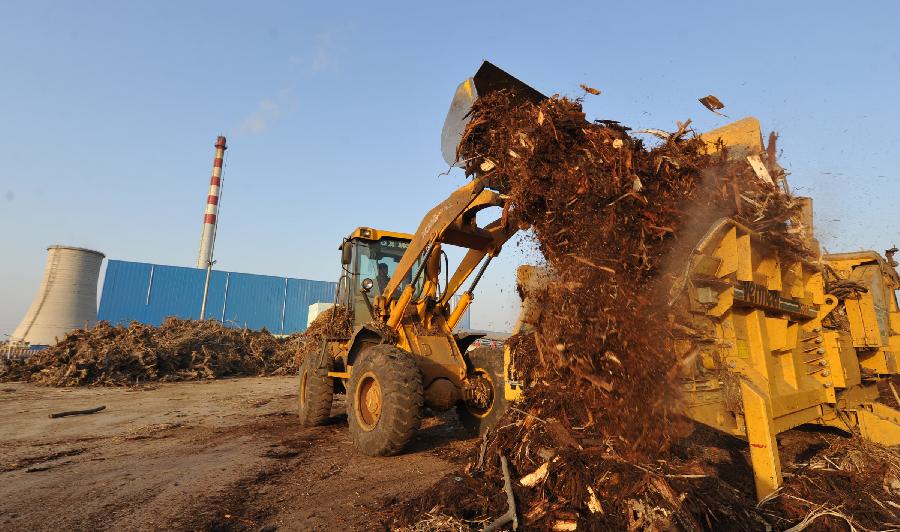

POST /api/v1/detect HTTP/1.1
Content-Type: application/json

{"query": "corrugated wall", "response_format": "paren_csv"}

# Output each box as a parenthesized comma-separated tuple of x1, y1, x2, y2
(98, 260, 335, 334)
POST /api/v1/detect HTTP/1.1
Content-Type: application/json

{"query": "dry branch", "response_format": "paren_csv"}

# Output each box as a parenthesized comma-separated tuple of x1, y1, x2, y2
(49, 405, 106, 418)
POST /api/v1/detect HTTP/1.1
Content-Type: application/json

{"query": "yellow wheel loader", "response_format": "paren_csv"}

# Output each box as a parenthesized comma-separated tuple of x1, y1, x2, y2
(296, 213, 520, 454)
(297, 63, 537, 454)
(297, 62, 900, 503)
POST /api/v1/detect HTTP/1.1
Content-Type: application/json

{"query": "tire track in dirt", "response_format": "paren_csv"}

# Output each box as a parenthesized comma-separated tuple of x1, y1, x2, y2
(182, 403, 475, 531)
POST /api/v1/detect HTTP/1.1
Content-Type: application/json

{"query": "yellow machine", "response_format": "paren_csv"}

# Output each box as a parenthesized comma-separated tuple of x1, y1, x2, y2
(668, 217, 900, 501)
(654, 120, 900, 501)
(296, 183, 520, 454)
(297, 62, 541, 456)
(297, 62, 900, 503)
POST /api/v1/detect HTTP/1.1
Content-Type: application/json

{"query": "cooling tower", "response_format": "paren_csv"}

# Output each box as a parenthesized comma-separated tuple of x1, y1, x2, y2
(11, 245, 105, 346)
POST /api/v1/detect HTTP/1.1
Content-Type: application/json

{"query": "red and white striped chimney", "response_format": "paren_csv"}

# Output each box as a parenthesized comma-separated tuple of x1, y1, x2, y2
(197, 135, 227, 268)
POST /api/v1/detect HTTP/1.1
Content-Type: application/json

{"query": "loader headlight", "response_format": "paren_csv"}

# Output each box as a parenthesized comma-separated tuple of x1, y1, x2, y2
(361, 278, 374, 292)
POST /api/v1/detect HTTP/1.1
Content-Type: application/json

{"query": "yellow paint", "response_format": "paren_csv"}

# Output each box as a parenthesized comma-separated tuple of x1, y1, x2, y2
(715, 226, 738, 277)
(856, 403, 900, 445)
(846, 293, 882, 347)
(344, 226, 413, 244)
(736, 232, 753, 282)
(740, 378, 783, 501)
(447, 292, 472, 330)
(387, 285, 413, 329)
(504, 341, 524, 402)
(699, 117, 764, 157)
(667, 214, 900, 502)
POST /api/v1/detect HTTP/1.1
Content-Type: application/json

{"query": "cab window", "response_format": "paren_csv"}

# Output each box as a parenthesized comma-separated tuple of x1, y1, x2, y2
(348, 237, 421, 325)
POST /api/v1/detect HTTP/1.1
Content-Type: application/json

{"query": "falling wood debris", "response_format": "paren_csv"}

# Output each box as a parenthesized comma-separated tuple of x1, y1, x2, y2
(391, 88, 900, 530)
(698, 94, 727, 116)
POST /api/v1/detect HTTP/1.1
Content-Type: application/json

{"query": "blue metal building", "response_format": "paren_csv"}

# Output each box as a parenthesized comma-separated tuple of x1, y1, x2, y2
(98, 260, 336, 334)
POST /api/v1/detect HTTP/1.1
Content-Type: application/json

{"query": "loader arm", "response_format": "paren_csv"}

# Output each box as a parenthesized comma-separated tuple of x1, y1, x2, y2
(437, 217, 519, 308)
(377, 175, 516, 327)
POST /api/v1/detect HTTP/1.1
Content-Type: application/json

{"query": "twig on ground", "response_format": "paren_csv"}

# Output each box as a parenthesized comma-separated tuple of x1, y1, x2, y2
(483, 454, 518, 532)
(784, 506, 866, 532)
(49, 405, 106, 419)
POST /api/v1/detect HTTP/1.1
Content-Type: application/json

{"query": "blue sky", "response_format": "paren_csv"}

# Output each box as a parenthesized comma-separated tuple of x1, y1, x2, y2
(2, 1, 899, 335)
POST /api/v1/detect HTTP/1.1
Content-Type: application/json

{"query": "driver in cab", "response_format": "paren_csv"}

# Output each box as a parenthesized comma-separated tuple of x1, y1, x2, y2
(376, 263, 390, 293)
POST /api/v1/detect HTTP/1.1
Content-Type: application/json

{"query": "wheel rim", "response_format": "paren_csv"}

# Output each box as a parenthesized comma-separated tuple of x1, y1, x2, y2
(355, 371, 382, 431)
(299, 369, 309, 408)
(465, 369, 494, 419)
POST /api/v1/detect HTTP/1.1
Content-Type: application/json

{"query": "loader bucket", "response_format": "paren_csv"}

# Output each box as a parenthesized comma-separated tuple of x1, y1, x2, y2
(441, 61, 547, 166)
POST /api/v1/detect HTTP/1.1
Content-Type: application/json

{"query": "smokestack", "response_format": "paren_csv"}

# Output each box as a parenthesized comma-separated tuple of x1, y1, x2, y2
(197, 135, 227, 268)
(11, 246, 105, 346)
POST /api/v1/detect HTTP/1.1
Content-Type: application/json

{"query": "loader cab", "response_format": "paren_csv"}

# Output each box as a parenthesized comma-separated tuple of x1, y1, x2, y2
(337, 227, 421, 326)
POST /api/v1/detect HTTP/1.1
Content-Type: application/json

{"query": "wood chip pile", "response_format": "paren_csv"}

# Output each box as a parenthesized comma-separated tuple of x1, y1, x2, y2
(0, 306, 351, 386)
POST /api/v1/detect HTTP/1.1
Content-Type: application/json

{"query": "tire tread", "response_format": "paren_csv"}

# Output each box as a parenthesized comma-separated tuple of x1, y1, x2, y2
(348, 345, 424, 456)
(298, 356, 334, 427)
(457, 347, 508, 436)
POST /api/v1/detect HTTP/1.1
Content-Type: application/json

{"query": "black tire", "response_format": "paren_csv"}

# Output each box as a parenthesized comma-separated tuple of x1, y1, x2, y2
(457, 347, 509, 436)
(347, 344, 424, 456)
(298, 355, 334, 427)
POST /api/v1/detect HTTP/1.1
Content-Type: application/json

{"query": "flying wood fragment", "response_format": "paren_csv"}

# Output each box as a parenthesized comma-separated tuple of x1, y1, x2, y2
(580, 84, 601, 95)
(699, 94, 728, 116)
(746, 155, 776, 186)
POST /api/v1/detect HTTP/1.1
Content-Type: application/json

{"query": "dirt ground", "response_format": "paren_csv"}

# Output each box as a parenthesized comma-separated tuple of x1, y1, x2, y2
(0, 377, 473, 531)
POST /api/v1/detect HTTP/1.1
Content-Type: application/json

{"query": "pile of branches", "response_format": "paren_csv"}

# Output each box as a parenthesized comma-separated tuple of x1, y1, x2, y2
(0, 306, 351, 386)
(398, 427, 900, 531)
(393, 91, 896, 529)
(767, 432, 900, 530)
(270, 305, 353, 375)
